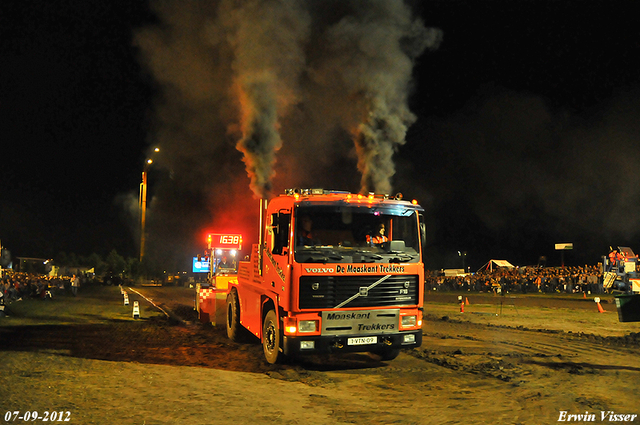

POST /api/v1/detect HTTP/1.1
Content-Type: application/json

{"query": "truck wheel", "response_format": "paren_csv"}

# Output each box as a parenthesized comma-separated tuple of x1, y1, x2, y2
(262, 309, 282, 364)
(371, 347, 401, 361)
(226, 290, 244, 342)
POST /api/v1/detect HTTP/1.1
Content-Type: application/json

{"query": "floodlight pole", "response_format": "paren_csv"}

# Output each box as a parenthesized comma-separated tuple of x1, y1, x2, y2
(139, 169, 148, 261)
(138, 148, 160, 262)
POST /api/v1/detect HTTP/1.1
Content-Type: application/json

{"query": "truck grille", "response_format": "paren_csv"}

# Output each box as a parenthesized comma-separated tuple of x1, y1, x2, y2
(299, 275, 419, 309)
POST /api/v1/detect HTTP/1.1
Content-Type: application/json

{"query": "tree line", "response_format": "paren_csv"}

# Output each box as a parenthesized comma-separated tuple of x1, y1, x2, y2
(54, 250, 162, 279)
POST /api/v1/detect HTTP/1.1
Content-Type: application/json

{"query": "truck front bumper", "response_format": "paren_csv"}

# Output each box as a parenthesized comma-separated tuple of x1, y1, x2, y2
(282, 330, 422, 357)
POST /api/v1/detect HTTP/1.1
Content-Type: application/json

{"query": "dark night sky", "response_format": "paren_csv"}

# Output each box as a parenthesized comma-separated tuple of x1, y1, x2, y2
(2, 1, 639, 271)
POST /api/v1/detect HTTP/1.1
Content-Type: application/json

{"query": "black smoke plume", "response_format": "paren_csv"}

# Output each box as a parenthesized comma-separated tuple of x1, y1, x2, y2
(134, 0, 438, 266)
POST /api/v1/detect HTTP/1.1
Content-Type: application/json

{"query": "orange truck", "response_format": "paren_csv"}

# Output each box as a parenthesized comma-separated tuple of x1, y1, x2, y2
(226, 188, 426, 363)
(195, 233, 242, 324)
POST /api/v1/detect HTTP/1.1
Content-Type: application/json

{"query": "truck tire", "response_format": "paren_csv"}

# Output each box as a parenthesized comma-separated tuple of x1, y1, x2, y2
(226, 290, 244, 342)
(262, 309, 282, 364)
(371, 347, 401, 361)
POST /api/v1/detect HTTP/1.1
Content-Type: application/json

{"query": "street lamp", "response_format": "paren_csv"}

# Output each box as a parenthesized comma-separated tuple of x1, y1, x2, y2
(139, 148, 159, 261)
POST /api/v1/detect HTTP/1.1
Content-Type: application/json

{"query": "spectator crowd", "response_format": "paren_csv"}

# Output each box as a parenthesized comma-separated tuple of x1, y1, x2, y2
(0, 264, 621, 307)
(1, 272, 79, 303)
(427, 265, 606, 294)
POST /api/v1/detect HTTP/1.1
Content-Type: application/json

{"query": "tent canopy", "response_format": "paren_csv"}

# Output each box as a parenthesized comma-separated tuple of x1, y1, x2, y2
(478, 259, 515, 272)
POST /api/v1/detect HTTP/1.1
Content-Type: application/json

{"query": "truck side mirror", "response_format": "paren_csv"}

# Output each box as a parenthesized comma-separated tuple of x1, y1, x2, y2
(419, 213, 426, 243)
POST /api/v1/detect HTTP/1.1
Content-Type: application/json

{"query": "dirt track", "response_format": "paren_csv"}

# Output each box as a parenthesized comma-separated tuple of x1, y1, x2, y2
(1, 285, 639, 424)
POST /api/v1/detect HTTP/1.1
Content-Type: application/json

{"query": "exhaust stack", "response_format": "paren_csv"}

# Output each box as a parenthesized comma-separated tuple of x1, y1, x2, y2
(258, 198, 268, 275)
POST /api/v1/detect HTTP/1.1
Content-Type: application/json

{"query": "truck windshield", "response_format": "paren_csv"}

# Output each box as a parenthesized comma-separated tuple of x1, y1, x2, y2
(212, 252, 238, 275)
(294, 205, 421, 264)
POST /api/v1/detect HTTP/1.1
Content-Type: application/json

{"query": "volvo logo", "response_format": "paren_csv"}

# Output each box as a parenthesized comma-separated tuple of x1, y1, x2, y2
(403, 281, 410, 289)
(359, 287, 369, 297)
(305, 267, 335, 273)
(311, 282, 320, 291)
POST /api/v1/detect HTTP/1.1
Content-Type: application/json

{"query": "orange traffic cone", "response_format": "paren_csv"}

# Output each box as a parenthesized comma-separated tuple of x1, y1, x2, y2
(595, 297, 605, 313)
(465, 297, 470, 305)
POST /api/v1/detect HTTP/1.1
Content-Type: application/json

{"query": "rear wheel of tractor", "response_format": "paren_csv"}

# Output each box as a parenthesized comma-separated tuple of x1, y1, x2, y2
(262, 309, 282, 364)
(226, 290, 243, 342)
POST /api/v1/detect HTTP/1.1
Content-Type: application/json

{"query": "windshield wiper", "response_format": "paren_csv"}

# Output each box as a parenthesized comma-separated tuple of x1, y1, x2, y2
(297, 249, 343, 263)
(360, 253, 383, 263)
(351, 250, 383, 263)
(388, 254, 415, 263)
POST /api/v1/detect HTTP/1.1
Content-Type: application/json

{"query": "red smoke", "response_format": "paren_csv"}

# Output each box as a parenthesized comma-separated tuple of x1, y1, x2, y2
(203, 176, 260, 248)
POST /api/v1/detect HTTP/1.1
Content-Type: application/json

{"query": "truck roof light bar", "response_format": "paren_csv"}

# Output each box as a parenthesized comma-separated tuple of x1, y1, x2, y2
(283, 189, 408, 202)
(284, 188, 351, 196)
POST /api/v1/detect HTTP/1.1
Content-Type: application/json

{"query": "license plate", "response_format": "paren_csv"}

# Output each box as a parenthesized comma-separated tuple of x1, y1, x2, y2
(347, 336, 377, 346)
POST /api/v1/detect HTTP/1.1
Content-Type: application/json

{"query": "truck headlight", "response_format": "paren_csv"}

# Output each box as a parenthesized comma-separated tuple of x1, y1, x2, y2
(298, 320, 318, 333)
(401, 315, 417, 327)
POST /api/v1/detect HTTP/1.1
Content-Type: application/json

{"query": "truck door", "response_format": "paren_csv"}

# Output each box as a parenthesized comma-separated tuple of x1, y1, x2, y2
(264, 210, 291, 294)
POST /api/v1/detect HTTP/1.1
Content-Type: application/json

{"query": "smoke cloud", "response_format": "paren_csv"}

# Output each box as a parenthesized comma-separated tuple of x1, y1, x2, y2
(223, 0, 311, 199)
(312, 0, 441, 193)
(134, 0, 438, 265)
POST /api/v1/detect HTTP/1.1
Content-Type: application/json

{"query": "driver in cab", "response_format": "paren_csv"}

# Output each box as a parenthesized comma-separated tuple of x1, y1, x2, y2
(218, 255, 232, 270)
(297, 215, 317, 246)
(367, 223, 388, 246)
